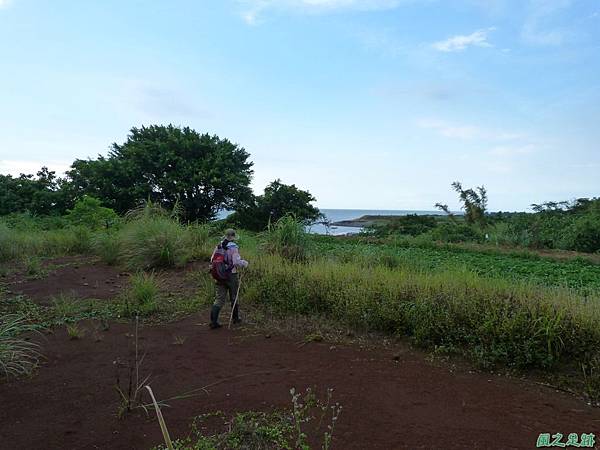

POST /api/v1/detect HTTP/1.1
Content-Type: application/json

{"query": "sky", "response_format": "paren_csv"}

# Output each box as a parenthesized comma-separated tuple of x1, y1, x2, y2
(0, 0, 599, 211)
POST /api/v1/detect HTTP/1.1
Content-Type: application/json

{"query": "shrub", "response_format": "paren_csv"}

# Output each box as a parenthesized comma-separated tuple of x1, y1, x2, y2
(428, 223, 483, 243)
(66, 196, 119, 229)
(561, 216, 600, 253)
(366, 214, 438, 237)
(119, 217, 192, 270)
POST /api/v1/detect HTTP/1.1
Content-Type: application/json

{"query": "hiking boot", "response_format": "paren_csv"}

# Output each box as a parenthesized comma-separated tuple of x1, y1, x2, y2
(209, 305, 222, 329)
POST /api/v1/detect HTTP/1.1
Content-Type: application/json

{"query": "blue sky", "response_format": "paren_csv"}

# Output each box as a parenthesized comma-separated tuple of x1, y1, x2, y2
(0, 0, 599, 211)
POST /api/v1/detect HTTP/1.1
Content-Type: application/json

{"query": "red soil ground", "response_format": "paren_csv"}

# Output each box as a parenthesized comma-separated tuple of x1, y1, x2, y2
(1, 316, 599, 450)
(1, 259, 599, 449)
(3, 256, 126, 304)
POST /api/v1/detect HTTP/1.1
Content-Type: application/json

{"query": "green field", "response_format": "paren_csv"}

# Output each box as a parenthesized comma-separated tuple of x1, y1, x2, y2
(311, 236, 600, 292)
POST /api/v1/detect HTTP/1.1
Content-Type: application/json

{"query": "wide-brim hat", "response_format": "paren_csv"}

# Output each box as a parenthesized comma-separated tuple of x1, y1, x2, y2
(224, 228, 237, 240)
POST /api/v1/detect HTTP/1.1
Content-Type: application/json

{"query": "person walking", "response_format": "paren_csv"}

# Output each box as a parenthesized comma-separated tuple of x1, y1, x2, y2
(209, 228, 248, 329)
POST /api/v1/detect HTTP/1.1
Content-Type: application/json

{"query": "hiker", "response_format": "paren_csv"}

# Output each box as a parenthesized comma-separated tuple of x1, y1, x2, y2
(209, 228, 248, 329)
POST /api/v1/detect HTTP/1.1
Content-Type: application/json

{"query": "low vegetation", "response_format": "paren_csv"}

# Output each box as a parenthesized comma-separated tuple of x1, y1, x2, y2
(0, 314, 40, 378)
(368, 182, 600, 254)
(119, 272, 161, 317)
(153, 387, 342, 450)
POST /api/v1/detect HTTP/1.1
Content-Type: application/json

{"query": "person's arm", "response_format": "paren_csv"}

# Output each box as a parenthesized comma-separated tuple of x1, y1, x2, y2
(230, 247, 249, 268)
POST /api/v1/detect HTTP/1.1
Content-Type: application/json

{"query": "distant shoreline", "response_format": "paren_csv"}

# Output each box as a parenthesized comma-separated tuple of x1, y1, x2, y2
(331, 214, 426, 228)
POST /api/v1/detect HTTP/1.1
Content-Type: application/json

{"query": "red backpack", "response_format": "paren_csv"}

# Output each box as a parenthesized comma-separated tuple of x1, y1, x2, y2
(210, 241, 232, 282)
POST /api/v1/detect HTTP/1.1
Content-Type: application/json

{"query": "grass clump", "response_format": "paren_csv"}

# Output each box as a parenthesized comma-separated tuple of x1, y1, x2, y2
(119, 217, 191, 270)
(119, 272, 161, 317)
(23, 255, 43, 278)
(263, 215, 311, 262)
(66, 323, 84, 340)
(0, 314, 41, 378)
(93, 232, 121, 265)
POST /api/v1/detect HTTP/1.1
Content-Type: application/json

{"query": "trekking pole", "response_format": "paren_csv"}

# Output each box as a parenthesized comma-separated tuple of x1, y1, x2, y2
(228, 270, 244, 329)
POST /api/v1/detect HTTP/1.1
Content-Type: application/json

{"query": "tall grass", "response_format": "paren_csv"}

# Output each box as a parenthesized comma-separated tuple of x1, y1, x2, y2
(262, 215, 311, 261)
(242, 252, 600, 377)
(93, 232, 121, 265)
(119, 272, 161, 317)
(0, 314, 41, 378)
(0, 222, 92, 262)
(119, 217, 192, 270)
(187, 223, 213, 261)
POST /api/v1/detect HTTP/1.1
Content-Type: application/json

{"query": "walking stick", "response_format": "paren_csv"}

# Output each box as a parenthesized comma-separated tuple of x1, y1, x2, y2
(228, 270, 244, 329)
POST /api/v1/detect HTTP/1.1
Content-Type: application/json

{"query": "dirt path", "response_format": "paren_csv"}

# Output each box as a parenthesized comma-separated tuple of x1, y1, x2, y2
(1, 316, 599, 450)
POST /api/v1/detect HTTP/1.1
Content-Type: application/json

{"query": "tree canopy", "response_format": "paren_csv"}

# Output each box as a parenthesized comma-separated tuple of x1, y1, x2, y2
(229, 179, 321, 231)
(0, 167, 69, 216)
(67, 125, 254, 221)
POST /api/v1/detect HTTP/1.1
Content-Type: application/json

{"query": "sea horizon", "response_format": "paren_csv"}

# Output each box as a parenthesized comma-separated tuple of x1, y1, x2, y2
(310, 208, 448, 235)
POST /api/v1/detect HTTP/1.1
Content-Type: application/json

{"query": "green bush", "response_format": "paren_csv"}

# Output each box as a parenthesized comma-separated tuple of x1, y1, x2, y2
(119, 217, 192, 270)
(366, 214, 438, 237)
(66, 196, 119, 230)
(561, 216, 600, 253)
(428, 223, 483, 243)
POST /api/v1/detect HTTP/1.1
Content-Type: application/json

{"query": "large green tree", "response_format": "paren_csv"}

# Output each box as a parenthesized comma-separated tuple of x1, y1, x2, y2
(67, 125, 254, 221)
(229, 179, 321, 231)
(0, 167, 70, 216)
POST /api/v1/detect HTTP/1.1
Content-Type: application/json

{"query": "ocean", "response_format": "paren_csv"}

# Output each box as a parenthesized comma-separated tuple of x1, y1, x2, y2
(217, 208, 445, 235)
(309, 209, 444, 235)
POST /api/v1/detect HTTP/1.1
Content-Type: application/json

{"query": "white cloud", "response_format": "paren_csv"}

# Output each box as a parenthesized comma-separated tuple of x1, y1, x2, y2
(0, 160, 71, 177)
(238, 0, 404, 25)
(521, 0, 571, 46)
(0, 0, 12, 9)
(432, 28, 495, 52)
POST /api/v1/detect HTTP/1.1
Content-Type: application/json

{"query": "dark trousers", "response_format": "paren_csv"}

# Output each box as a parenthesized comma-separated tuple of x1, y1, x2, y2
(213, 273, 240, 322)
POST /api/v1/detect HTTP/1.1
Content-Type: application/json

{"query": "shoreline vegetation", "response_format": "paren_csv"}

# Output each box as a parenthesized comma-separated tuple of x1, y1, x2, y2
(331, 213, 448, 228)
